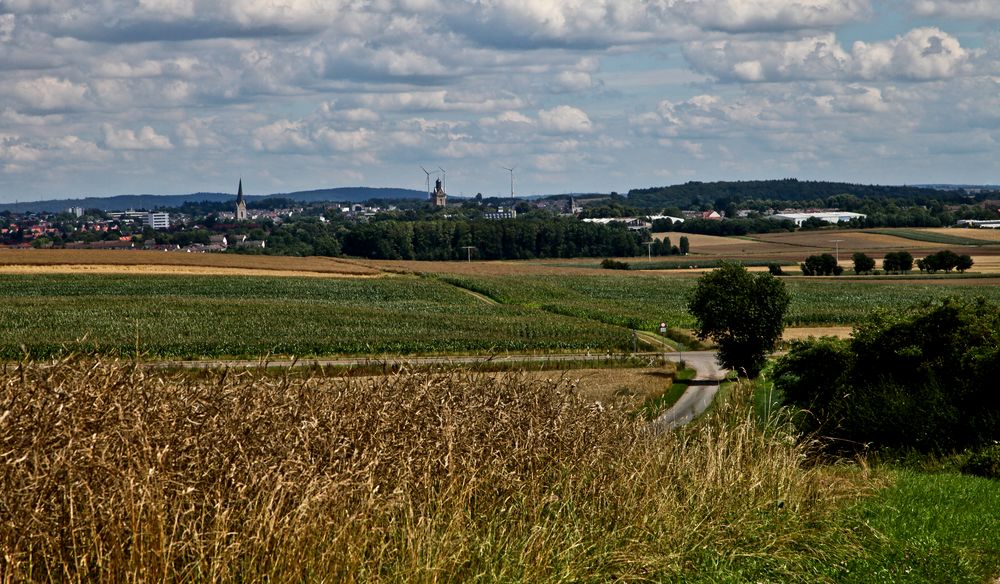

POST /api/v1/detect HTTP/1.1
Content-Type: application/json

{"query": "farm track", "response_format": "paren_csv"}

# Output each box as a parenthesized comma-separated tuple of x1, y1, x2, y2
(152, 350, 684, 371)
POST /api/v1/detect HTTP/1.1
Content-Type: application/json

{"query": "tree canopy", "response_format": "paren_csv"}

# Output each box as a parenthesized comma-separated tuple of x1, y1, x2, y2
(687, 262, 790, 377)
(773, 297, 1000, 453)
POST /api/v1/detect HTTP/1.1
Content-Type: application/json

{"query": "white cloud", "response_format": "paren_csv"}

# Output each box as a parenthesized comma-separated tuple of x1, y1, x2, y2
(354, 90, 525, 113)
(538, 105, 593, 133)
(686, 27, 970, 82)
(681, 0, 871, 33)
(909, 0, 1000, 20)
(10, 77, 88, 112)
(553, 71, 595, 92)
(251, 120, 313, 152)
(479, 111, 533, 127)
(853, 27, 969, 81)
(314, 127, 371, 152)
(101, 124, 173, 150)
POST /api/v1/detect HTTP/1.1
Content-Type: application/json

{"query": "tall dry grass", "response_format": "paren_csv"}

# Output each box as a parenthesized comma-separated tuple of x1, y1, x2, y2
(1, 357, 875, 582)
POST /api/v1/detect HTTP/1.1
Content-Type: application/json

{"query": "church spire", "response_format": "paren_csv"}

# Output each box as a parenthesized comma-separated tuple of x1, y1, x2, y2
(235, 178, 248, 221)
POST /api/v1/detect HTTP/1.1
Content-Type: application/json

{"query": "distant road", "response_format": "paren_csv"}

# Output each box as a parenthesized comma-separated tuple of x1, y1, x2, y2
(652, 352, 728, 432)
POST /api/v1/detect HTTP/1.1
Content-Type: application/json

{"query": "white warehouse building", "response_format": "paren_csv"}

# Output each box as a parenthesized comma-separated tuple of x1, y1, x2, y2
(771, 211, 866, 226)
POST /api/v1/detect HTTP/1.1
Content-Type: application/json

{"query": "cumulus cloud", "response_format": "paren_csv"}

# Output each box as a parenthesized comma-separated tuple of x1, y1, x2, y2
(853, 27, 969, 81)
(909, 0, 1000, 20)
(479, 111, 534, 127)
(101, 124, 173, 150)
(538, 105, 593, 133)
(686, 27, 971, 82)
(251, 117, 372, 154)
(353, 90, 525, 113)
(9, 77, 88, 112)
(681, 0, 871, 33)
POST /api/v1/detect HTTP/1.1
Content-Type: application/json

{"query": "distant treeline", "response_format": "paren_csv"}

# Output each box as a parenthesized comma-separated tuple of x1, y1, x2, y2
(240, 217, 648, 260)
(627, 179, 977, 209)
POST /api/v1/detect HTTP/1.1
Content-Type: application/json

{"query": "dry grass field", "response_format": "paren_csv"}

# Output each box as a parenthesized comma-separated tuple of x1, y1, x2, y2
(782, 326, 854, 342)
(520, 367, 675, 404)
(0, 249, 380, 276)
(1, 358, 876, 582)
(750, 230, 936, 253)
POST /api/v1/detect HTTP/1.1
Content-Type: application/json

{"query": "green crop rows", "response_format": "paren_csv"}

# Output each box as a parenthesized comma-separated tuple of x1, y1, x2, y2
(0, 274, 630, 359)
(443, 273, 1000, 330)
(4, 272, 1000, 360)
(869, 229, 993, 246)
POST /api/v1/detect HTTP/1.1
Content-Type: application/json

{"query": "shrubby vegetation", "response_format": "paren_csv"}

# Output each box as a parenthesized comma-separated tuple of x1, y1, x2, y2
(774, 297, 1000, 453)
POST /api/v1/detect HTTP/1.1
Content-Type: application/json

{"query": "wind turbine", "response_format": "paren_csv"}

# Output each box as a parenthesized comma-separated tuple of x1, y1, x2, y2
(420, 165, 433, 199)
(438, 167, 446, 192)
(502, 165, 515, 200)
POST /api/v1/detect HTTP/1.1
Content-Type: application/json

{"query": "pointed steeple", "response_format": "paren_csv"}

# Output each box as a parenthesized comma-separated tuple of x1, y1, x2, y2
(235, 178, 248, 221)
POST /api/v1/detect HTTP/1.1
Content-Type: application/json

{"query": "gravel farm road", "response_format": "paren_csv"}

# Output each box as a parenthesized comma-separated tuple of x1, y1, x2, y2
(652, 351, 728, 432)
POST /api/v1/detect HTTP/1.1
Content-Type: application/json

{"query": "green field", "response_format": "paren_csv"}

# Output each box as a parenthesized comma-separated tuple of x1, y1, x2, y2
(869, 228, 993, 246)
(0, 274, 630, 359)
(4, 272, 1000, 359)
(443, 273, 1000, 329)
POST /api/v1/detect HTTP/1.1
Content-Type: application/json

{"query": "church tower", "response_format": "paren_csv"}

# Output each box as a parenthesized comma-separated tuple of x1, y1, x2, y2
(235, 179, 248, 221)
(432, 177, 447, 208)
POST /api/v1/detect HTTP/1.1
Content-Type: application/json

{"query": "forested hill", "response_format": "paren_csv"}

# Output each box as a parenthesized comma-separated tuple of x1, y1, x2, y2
(0, 187, 426, 213)
(627, 179, 964, 209)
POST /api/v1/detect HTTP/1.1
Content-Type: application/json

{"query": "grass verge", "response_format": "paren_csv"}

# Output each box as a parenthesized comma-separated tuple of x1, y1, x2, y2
(824, 469, 1000, 583)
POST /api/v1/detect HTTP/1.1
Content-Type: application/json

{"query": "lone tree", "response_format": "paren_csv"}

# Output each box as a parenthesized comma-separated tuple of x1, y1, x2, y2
(687, 262, 791, 377)
(852, 252, 876, 274)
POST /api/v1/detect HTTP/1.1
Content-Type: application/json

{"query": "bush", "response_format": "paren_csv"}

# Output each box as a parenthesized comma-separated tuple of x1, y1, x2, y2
(962, 444, 1000, 480)
(767, 263, 784, 276)
(601, 258, 631, 270)
(774, 297, 1000, 454)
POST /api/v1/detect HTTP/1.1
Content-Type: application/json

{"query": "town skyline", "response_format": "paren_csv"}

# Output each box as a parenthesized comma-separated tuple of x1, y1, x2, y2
(1, 1, 997, 203)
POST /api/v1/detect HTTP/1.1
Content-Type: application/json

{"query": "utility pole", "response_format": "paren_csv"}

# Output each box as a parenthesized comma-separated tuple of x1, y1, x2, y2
(645, 241, 655, 260)
(831, 239, 843, 263)
(461, 246, 475, 262)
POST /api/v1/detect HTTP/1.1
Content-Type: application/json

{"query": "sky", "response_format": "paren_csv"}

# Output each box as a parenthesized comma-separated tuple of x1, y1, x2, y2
(0, 0, 998, 202)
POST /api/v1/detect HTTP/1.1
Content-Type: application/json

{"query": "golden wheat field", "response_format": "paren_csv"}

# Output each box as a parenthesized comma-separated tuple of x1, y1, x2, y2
(0, 249, 381, 276)
(0, 358, 876, 582)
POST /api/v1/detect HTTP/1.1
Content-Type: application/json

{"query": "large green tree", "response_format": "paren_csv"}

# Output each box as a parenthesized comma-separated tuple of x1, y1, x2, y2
(687, 262, 790, 377)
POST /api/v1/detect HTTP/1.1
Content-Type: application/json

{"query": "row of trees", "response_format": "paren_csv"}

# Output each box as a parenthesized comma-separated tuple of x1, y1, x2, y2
(798, 250, 975, 276)
(339, 218, 646, 260)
